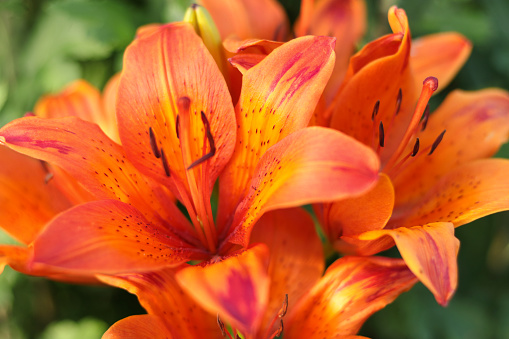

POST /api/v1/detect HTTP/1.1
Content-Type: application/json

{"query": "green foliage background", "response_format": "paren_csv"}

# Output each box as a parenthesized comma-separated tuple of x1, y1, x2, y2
(0, 0, 508, 338)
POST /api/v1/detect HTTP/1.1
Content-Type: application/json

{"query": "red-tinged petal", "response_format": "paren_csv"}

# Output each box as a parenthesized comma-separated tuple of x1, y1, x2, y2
(103, 315, 170, 339)
(250, 208, 324, 337)
(200, 0, 288, 40)
(285, 256, 417, 338)
(393, 89, 509, 209)
(32, 200, 201, 274)
(117, 23, 236, 214)
(397, 159, 509, 229)
(0, 117, 194, 240)
(329, 6, 419, 164)
(226, 127, 380, 247)
(176, 244, 270, 337)
(99, 268, 222, 338)
(411, 33, 471, 93)
(350, 223, 459, 306)
(318, 173, 394, 246)
(218, 36, 336, 228)
(0, 146, 72, 244)
(296, 0, 367, 102)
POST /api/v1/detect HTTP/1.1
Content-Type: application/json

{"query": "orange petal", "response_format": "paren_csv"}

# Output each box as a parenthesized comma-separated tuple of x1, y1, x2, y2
(329, 6, 419, 164)
(411, 33, 471, 93)
(200, 0, 288, 40)
(393, 89, 509, 209)
(227, 127, 380, 246)
(32, 200, 201, 274)
(101, 73, 121, 143)
(0, 146, 72, 244)
(317, 173, 394, 246)
(397, 159, 509, 229)
(103, 315, 170, 339)
(0, 116, 193, 239)
(116, 22, 236, 214)
(176, 244, 270, 337)
(99, 268, 222, 338)
(227, 38, 284, 74)
(250, 208, 324, 337)
(285, 256, 417, 337)
(351, 223, 459, 306)
(218, 36, 336, 228)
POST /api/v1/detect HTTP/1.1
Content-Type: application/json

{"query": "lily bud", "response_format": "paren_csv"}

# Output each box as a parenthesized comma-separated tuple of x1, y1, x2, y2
(184, 4, 227, 76)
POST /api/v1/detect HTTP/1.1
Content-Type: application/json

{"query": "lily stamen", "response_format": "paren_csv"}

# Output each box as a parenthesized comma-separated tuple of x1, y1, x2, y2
(148, 127, 161, 159)
(187, 111, 216, 170)
(264, 294, 288, 339)
(40, 160, 54, 184)
(160, 148, 171, 177)
(428, 129, 446, 155)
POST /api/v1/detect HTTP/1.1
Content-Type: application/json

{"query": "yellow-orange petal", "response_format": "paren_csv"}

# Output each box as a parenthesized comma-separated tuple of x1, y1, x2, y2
(200, 0, 288, 40)
(285, 256, 417, 338)
(250, 208, 324, 337)
(32, 200, 201, 274)
(329, 6, 419, 164)
(0, 116, 193, 238)
(318, 173, 394, 245)
(117, 22, 236, 211)
(226, 127, 379, 246)
(101, 73, 121, 143)
(0, 146, 72, 244)
(411, 32, 471, 93)
(397, 159, 509, 229)
(393, 89, 509, 209)
(176, 244, 270, 337)
(103, 315, 170, 339)
(218, 36, 336, 228)
(355, 223, 459, 306)
(99, 268, 222, 338)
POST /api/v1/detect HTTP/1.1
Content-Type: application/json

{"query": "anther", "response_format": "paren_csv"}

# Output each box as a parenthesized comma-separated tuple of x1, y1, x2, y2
(371, 100, 380, 121)
(187, 111, 216, 170)
(411, 138, 420, 157)
(428, 130, 446, 155)
(421, 104, 430, 131)
(278, 294, 288, 317)
(217, 314, 226, 337)
(160, 148, 171, 177)
(149, 127, 161, 159)
(395, 88, 402, 115)
(40, 161, 54, 184)
(378, 121, 385, 148)
(176, 115, 180, 139)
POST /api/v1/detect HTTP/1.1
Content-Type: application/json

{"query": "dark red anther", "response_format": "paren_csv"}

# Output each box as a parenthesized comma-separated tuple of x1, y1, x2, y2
(395, 88, 402, 115)
(187, 111, 216, 170)
(411, 138, 420, 157)
(160, 148, 171, 177)
(149, 127, 161, 159)
(40, 160, 54, 184)
(378, 121, 385, 148)
(428, 130, 446, 155)
(217, 314, 226, 337)
(421, 104, 430, 131)
(278, 294, 288, 318)
(371, 100, 380, 121)
(176, 115, 180, 139)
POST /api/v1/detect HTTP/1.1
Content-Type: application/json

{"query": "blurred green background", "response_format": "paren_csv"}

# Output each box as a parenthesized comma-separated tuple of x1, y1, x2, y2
(1, 0, 509, 338)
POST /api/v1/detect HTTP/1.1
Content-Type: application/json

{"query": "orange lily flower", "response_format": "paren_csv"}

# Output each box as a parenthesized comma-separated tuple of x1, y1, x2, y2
(0, 76, 121, 282)
(0, 22, 379, 276)
(100, 208, 417, 339)
(317, 6, 509, 306)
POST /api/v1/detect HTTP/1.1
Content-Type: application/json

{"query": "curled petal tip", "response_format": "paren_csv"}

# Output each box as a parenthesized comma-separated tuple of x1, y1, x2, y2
(424, 76, 439, 91)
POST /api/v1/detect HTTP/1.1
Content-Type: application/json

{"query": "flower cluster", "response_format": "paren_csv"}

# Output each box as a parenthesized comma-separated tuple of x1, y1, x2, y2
(1, 1, 508, 338)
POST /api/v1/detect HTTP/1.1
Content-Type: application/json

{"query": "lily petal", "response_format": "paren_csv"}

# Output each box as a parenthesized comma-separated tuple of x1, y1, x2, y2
(176, 244, 270, 337)
(411, 33, 471, 93)
(285, 256, 417, 338)
(351, 223, 459, 306)
(101, 73, 121, 143)
(200, 0, 288, 40)
(318, 173, 394, 246)
(99, 268, 222, 338)
(227, 127, 379, 246)
(398, 159, 509, 228)
(0, 116, 193, 238)
(0, 146, 72, 244)
(103, 315, 170, 339)
(219, 36, 336, 227)
(393, 89, 509, 209)
(32, 200, 200, 273)
(116, 22, 236, 209)
(250, 208, 324, 337)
